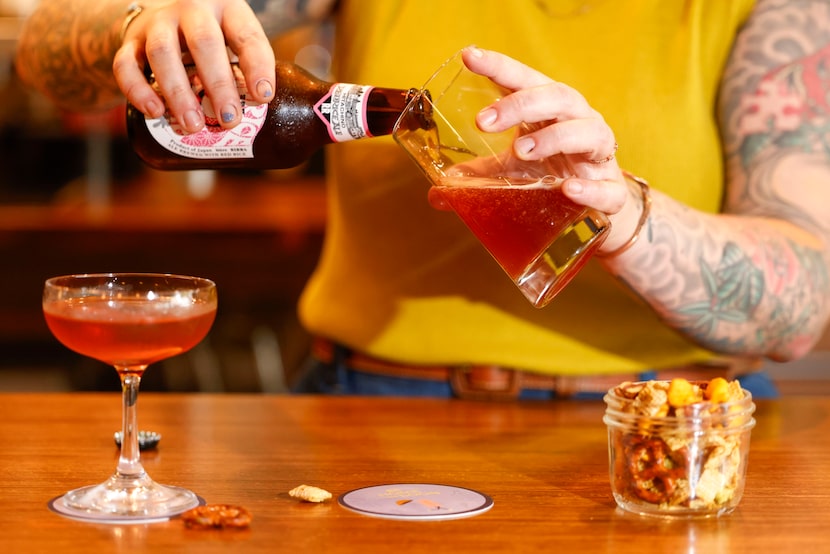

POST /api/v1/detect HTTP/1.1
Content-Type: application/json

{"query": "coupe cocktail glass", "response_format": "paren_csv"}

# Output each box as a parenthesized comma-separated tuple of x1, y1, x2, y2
(43, 273, 217, 522)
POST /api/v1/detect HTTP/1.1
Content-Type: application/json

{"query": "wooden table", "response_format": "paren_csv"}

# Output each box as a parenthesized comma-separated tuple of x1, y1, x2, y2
(0, 393, 827, 552)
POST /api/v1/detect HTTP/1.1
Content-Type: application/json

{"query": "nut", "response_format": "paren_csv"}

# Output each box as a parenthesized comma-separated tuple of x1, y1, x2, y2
(289, 484, 332, 503)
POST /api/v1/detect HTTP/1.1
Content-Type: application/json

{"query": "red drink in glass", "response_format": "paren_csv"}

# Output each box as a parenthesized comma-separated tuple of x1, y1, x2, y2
(43, 297, 217, 368)
(42, 273, 217, 522)
(434, 176, 609, 306)
(394, 50, 611, 307)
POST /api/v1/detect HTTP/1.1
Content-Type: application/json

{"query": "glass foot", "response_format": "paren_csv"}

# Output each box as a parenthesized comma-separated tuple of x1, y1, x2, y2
(50, 472, 201, 524)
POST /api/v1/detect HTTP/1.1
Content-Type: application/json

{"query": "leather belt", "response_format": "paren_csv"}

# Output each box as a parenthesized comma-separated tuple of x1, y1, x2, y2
(311, 338, 761, 401)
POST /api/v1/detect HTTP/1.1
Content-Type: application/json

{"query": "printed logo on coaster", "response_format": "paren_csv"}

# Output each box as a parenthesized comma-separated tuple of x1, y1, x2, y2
(338, 483, 493, 521)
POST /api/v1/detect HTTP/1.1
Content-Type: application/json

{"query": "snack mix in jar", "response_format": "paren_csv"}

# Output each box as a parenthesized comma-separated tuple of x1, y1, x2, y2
(603, 378, 756, 517)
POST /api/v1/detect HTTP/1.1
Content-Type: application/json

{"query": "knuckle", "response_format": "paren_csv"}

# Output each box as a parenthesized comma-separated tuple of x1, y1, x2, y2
(111, 50, 131, 75)
(231, 24, 269, 48)
(165, 82, 194, 101)
(144, 38, 179, 63)
(183, 26, 221, 52)
(203, 77, 236, 95)
(509, 88, 536, 114)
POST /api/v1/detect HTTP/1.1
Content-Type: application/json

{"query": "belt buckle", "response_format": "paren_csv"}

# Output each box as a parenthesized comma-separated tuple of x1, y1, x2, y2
(449, 366, 521, 401)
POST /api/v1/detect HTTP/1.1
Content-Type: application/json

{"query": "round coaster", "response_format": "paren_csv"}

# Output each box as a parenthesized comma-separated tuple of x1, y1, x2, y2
(338, 483, 493, 521)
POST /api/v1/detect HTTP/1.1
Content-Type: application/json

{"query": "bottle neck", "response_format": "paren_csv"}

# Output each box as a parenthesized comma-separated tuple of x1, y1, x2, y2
(363, 87, 422, 137)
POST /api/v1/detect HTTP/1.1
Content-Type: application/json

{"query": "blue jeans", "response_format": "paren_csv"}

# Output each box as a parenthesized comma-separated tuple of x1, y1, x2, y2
(291, 345, 779, 400)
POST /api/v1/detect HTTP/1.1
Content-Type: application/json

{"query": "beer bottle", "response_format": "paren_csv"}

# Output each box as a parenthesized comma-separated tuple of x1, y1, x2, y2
(126, 61, 431, 171)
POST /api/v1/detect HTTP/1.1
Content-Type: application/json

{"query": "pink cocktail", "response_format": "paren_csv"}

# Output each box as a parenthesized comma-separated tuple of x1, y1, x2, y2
(43, 273, 217, 523)
(44, 298, 216, 369)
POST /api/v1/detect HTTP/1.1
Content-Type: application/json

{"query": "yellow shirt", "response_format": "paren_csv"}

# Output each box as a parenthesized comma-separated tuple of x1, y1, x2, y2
(298, 0, 757, 375)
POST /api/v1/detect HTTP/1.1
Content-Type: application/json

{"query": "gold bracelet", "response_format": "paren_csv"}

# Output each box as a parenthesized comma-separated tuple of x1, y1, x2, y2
(120, 2, 144, 44)
(596, 170, 651, 259)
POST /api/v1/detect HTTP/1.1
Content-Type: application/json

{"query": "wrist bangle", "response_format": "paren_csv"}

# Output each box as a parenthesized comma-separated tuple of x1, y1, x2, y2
(120, 3, 144, 44)
(596, 170, 651, 259)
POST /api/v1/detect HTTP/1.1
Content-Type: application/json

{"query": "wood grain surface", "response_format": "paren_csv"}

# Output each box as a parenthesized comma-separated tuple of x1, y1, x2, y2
(0, 393, 827, 553)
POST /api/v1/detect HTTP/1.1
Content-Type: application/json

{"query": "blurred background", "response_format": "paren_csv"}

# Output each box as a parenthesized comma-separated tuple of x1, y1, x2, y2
(0, 2, 334, 393)
(0, 2, 827, 395)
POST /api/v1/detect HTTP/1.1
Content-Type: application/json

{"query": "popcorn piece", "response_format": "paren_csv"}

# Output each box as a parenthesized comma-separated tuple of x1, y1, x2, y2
(704, 377, 731, 403)
(631, 384, 669, 417)
(289, 484, 332, 503)
(667, 378, 700, 408)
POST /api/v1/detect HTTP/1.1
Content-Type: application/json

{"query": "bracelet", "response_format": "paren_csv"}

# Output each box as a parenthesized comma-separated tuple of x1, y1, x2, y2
(120, 2, 144, 43)
(596, 170, 652, 259)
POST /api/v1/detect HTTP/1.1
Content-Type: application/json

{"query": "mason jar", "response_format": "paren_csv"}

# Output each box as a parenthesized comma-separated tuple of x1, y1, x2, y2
(603, 380, 756, 518)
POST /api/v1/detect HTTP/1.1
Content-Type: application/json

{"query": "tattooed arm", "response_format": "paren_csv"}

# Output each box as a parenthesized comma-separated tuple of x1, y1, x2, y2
(15, 0, 336, 132)
(15, 2, 127, 112)
(601, 0, 830, 362)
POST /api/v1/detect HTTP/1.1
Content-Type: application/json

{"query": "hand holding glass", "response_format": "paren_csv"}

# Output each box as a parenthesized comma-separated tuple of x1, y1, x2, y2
(43, 273, 217, 522)
(394, 51, 610, 308)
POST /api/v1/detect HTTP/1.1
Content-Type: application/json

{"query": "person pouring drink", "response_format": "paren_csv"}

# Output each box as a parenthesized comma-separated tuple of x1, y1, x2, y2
(15, 0, 830, 399)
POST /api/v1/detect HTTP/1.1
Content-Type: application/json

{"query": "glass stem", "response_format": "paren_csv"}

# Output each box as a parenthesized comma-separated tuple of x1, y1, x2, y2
(116, 367, 147, 477)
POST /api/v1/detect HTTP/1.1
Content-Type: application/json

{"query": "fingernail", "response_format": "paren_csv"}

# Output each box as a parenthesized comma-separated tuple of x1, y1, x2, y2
(221, 105, 238, 123)
(466, 46, 484, 58)
(256, 79, 273, 99)
(145, 99, 164, 119)
(566, 180, 583, 194)
(478, 108, 497, 126)
(515, 136, 535, 155)
(182, 109, 204, 131)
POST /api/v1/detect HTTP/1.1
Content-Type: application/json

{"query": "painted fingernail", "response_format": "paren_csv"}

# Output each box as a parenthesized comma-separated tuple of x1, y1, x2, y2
(478, 108, 497, 126)
(515, 136, 536, 155)
(256, 79, 273, 99)
(221, 105, 238, 123)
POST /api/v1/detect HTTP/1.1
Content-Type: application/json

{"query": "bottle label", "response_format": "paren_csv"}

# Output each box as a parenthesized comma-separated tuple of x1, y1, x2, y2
(144, 65, 268, 159)
(314, 83, 374, 142)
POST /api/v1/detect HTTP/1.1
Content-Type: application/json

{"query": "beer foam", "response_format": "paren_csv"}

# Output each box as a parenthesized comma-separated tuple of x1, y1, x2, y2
(437, 174, 565, 189)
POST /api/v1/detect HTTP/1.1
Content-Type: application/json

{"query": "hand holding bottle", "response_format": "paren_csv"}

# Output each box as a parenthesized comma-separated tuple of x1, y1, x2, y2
(114, 0, 276, 134)
(128, 60, 423, 170)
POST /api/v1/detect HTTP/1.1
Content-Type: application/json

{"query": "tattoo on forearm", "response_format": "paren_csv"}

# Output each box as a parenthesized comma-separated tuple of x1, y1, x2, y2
(618, 2, 830, 359)
(673, 238, 828, 355)
(677, 243, 764, 341)
(17, 2, 124, 110)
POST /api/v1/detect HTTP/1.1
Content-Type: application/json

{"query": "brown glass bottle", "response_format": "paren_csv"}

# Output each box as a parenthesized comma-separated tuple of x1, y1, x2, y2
(127, 61, 430, 171)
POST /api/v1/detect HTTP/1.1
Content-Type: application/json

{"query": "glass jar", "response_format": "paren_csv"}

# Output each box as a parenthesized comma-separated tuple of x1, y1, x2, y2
(603, 380, 756, 518)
